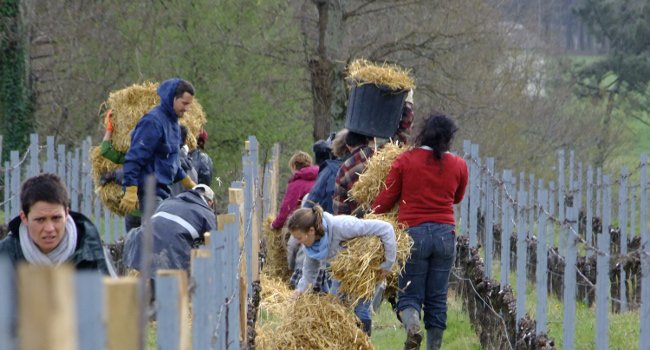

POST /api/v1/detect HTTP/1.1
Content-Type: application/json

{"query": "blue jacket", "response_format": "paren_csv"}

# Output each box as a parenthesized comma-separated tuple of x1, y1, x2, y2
(122, 189, 217, 273)
(122, 78, 188, 198)
(304, 159, 342, 213)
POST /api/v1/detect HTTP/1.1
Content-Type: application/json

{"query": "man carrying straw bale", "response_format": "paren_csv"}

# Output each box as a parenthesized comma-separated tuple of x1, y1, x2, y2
(119, 78, 198, 213)
(372, 113, 468, 350)
(333, 131, 375, 217)
(288, 205, 396, 336)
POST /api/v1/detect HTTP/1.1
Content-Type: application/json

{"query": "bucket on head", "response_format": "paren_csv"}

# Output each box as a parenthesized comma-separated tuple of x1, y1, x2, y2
(345, 83, 407, 138)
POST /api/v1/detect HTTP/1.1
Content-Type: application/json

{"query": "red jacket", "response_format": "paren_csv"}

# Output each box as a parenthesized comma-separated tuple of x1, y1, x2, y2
(271, 165, 319, 229)
(372, 148, 468, 227)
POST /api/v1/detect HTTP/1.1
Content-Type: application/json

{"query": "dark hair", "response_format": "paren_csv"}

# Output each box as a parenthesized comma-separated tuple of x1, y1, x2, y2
(345, 131, 372, 148)
(180, 124, 188, 145)
(413, 112, 458, 160)
(313, 140, 333, 166)
(20, 173, 69, 216)
(174, 80, 195, 99)
(287, 205, 325, 239)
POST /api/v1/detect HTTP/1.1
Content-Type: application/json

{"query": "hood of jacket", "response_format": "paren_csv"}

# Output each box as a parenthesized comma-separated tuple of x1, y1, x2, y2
(175, 189, 212, 210)
(157, 78, 182, 119)
(291, 165, 319, 182)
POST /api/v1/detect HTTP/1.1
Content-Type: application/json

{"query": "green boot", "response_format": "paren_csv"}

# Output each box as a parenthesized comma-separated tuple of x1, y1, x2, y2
(426, 328, 444, 350)
(399, 308, 422, 350)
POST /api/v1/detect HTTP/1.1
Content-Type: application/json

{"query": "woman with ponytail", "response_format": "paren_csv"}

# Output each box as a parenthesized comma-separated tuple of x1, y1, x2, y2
(288, 204, 397, 336)
(372, 112, 468, 350)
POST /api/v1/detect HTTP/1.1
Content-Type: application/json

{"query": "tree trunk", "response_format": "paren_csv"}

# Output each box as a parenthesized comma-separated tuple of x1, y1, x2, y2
(309, 0, 347, 141)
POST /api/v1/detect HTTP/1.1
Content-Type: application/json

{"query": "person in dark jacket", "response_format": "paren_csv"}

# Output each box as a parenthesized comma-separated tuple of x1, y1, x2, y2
(189, 129, 214, 186)
(123, 184, 217, 274)
(120, 78, 198, 214)
(304, 129, 350, 214)
(0, 173, 111, 275)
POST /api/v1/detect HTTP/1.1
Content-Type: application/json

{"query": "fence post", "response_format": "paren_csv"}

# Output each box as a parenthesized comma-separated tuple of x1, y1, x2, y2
(104, 277, 140, 350)
(81, 138, 92, 217)
(70, 149, 80, 212)
(501, 170, 512, 287)
(224, 213, 242, 350)
(57, 145, 66, 188)
(229, 185, 247, 346)
(75, 271, 105, 350)
(528, 173, 535, 232)
(4, 162, 9, 225)
(586, 167, 594, 258)
(0, 257, 15, 350)
(558, 150, 565, 256)
(213, 223, 230, 350)
(460, 140, 471, 237)
(618, 167, 628, 312)
(536, 186, 548, 335)
(596, 176, 611, 350)
(469, 144, 480, 247)
(191, 248, 215, 350)
(515, 190, 527, 325)
(563, 204, 578, 350)
(157, 270, 190, 350)
(485, 158, 494, 278)
(18, 265, 76, 350)
(28, 133, 39, 178)
(10, 151, 20, 220)
(45, 135, 56, 173)
(639, 154, 649, 350)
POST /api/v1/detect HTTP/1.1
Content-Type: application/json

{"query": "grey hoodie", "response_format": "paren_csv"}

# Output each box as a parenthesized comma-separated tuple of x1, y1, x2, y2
(297, 212, 396, 292)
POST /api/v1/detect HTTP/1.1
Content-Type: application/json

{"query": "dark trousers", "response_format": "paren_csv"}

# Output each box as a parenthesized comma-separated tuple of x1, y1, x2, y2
(397, 223, 456, 330)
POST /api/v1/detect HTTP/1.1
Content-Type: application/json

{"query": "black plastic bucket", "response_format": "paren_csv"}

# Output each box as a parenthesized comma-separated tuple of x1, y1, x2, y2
(345, 83, 407, 138)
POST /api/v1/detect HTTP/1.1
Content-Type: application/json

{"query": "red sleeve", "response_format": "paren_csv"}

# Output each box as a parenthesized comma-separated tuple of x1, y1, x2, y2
(454, 158, 469, 204)
(372, 156, 403, 213)
(272, 181, 301, 229)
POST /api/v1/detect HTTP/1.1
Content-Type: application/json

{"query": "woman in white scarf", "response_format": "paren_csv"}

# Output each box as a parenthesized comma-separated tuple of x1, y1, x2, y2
(0, 173, 112, 275)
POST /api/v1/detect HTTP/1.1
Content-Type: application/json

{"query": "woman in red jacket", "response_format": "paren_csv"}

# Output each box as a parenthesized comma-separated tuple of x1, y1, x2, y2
(271, 151, 319, 230)
(372, 113, 468, 350)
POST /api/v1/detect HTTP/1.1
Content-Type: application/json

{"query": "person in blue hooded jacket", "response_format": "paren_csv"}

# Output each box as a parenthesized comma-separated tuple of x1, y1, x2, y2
(119, 78, 198, 213)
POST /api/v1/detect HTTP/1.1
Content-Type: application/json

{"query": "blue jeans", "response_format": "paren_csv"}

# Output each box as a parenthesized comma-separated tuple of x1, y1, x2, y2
(330, 279, 371, 321)
(397, 222, 455, 330)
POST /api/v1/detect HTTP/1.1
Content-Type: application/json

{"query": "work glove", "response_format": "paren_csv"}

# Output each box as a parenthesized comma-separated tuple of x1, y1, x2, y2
(180, 176, 197, 190)
(119, 186, 139, 213)
(104, 109, 114, 132)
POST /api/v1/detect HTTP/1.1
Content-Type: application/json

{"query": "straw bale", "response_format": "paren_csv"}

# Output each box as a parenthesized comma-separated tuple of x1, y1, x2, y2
(256, 288, 373, 350)
(259, 274, 292, 316)
(347, 59, 415, 92)
(329, 212, 412, 305)
(91, 81, 207, 215)
(349, 142, 407, 212)
(262, 216, 292, 282)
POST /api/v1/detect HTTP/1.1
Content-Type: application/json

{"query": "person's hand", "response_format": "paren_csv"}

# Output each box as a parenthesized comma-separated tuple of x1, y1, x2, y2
(180, 176, 197, 190)
(291, 290, 303, 300)
(105, 109, 114, 132)
(120, 186, 139, 213)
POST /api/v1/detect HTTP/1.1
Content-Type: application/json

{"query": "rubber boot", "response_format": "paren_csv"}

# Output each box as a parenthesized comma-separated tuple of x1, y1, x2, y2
(426, 328, 444, 350)
(360, 319, 372, 336)
(399, 308, 422, 350)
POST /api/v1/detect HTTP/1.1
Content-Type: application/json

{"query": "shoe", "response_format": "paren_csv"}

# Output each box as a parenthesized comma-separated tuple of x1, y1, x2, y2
(426, 328, 444, 350)
(399, 308, 422, 350)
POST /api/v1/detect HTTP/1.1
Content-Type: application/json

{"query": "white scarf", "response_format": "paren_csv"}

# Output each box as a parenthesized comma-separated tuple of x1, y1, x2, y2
(19, 215, 78, 266)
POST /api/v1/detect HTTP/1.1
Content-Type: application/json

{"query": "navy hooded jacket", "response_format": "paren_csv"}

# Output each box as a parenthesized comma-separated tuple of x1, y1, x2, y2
(122, 78, 188, 199)
(303, 159, 342, 213)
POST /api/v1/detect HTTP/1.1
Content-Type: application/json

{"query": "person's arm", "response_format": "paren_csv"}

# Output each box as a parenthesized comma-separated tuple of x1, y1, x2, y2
(100, 140, 126, 164)
(371, 157, 403, 213)
(287, 235, 299, 270)
(337, 216, 397, 272)
(454, 158, 469, 204)
(296, 251, 320, 293)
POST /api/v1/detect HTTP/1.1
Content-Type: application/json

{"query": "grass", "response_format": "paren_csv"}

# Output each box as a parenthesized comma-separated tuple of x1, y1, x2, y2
(491, 260, 640, 349)
(372, 291, 482, 349)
